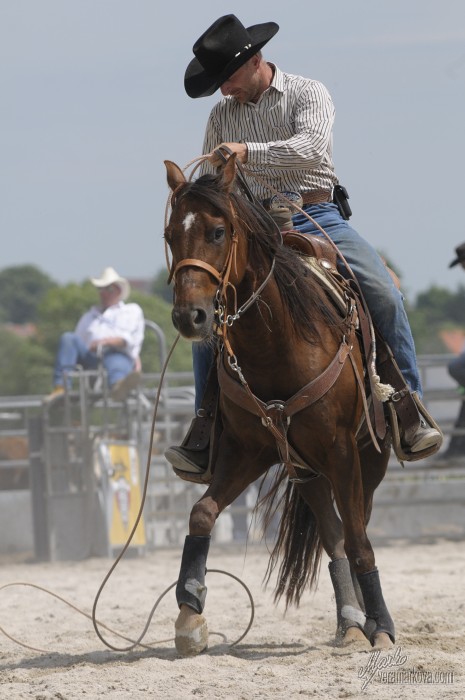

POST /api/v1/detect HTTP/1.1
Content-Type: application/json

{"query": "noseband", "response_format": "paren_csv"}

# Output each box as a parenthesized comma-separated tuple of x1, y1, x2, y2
(169, 208, 275, 342)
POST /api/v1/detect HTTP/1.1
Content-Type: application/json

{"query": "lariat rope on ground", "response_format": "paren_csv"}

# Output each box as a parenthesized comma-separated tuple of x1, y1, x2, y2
(0, 330, 255, 654)
(0, 569, 254, 654)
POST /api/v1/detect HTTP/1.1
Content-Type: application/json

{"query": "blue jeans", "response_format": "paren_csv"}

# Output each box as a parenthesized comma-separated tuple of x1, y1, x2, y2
(192, 342, 215, 413)
(448, 353, 465, 388)
(292, 203, 422, 395)
(53, 331, 134, 388)
(192, 202, 422, 408)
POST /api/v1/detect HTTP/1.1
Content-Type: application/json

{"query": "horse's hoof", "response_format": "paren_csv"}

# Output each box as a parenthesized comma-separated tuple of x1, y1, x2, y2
(341, 626, 369, 646)
(335, 625, 370, 650)
(175, 605, 208, 656)
(372, 632, 394, 650)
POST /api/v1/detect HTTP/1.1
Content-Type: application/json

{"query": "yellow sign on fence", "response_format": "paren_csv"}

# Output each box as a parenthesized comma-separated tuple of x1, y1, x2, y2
(103, 442, 146, 548)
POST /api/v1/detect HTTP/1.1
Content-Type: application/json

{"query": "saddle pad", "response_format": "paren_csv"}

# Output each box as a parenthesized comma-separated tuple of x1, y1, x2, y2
(304, 256, 349, 318)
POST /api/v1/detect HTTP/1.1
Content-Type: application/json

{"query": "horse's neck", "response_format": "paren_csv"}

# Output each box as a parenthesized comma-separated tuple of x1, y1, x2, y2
(227, 268, 341, 395)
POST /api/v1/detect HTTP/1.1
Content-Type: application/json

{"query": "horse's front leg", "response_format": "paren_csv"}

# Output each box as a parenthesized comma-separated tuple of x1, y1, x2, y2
(175, 532, 211, 656)
(174, 491, 224, 655)
(174, 437, 268, 656)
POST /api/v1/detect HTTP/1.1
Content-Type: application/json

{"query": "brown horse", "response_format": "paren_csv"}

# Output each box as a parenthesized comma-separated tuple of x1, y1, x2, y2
(164, 156, 394, 656)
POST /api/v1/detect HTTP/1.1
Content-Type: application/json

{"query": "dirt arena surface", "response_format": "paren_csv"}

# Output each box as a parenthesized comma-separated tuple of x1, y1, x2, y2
(0, 539, 463, 699)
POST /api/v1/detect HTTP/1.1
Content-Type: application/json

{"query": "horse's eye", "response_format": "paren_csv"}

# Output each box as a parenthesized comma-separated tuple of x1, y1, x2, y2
(214, 226, 225, 242)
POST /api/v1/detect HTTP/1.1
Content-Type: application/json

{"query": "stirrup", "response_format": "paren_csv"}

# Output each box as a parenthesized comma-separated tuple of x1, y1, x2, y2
(387, 393, 443, 462)
(168, 360, 219, 484)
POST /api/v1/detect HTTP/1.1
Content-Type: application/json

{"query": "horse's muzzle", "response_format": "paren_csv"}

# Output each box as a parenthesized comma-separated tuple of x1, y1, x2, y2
(171, 305, 212, 340)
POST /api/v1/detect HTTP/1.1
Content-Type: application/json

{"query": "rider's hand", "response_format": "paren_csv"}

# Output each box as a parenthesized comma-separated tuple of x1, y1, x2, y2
(208, 142, 248, 167)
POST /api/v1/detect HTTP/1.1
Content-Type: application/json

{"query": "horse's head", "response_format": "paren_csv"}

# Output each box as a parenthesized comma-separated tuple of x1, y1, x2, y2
(164, 156, 243, 341)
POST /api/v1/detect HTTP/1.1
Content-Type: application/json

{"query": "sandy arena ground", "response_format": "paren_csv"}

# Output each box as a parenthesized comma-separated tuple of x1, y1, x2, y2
(0, 539, 463, 699)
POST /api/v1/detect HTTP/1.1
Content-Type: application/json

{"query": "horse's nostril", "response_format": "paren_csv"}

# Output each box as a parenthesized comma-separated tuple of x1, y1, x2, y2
(192, 308, 207, 328)
(172, 306, 209, 339)
(171, 309, 181, 331)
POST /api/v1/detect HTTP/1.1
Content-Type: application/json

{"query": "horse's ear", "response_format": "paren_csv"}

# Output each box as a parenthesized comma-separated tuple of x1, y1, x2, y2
(165, 160, 186, 192)
(219, 153, 237, 192)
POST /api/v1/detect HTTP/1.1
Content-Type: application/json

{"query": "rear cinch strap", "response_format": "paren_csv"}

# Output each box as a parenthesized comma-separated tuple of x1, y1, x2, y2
(176, 535, 211, 613)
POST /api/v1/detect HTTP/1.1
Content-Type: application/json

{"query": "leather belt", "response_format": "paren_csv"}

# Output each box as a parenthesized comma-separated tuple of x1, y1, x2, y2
(301, 189, 333, 205)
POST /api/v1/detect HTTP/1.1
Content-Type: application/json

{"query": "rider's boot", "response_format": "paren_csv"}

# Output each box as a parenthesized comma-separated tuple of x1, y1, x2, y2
(165, 421, 210, 474)
(376, 340, 443, 459)
(401, 401, 442, 453)
(165, 365, 218, 475)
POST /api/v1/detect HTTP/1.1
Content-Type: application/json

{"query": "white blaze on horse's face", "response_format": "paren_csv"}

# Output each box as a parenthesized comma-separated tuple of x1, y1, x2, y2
(183, 212, 197, 232)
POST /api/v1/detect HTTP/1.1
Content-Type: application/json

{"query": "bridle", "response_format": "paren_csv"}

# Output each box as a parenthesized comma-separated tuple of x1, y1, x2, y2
(165, 154, 391, 483)
(168, 187, 275, 356)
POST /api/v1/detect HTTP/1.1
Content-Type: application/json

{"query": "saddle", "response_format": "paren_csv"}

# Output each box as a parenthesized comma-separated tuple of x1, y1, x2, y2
(281, 231, 441, 458)
(171, 231, 441, 484)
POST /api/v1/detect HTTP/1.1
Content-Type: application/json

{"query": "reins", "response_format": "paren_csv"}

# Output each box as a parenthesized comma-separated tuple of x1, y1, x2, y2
(166, 154, 386, 470)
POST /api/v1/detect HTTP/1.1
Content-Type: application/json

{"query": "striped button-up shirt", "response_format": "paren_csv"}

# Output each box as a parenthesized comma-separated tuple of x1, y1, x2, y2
(200, 64, 339, 200)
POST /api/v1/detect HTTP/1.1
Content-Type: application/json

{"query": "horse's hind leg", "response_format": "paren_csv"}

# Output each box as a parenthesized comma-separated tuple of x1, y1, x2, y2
(328, 559, 367, 645)
(328, 437, 395, 649)
(298, 478, 368, 647)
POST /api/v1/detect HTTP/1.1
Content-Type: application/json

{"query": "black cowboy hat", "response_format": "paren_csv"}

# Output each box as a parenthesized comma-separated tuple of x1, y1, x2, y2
(449, 242, 465, 268)
(184, 14, 279, 99)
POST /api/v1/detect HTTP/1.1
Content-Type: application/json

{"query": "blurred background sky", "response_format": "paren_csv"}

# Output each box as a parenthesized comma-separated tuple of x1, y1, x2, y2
(1, 0, 465, 298)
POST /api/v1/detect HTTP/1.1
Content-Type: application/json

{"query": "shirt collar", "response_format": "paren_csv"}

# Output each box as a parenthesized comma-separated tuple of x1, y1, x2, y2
(269, 63, 284, 93)
(93, 300, 124, 314)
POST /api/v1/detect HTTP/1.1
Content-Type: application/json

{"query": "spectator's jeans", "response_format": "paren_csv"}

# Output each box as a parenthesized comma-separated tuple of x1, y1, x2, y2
(192, 202, 422, 410)
(448, 353, 465, 389)
(53, 331, 133, 388)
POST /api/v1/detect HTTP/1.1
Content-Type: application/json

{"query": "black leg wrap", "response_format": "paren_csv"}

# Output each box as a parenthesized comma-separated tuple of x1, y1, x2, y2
(329, 559, 366, 638)
(356, 568, 395, 643)
(176, 535, 210, 614)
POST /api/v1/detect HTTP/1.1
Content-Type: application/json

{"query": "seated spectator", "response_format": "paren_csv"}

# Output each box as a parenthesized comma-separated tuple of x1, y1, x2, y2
(44, 267, 145, 403)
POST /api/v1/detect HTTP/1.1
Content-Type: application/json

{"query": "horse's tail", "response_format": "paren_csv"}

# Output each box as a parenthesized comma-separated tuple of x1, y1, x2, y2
(259, 469, 323, 609)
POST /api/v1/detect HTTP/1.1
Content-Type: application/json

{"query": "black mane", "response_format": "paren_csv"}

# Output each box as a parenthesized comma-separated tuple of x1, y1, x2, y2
(176, 173, 343, 342)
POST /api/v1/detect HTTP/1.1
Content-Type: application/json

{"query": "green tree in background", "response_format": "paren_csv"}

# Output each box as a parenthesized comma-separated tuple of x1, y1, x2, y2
(36, 282, 193, 380)
(0, 265, 192, 395)
(152, 268, 172, 304)
(0, 265, 57, 323)
(3, 261, 465, 396)
(0, 328, 52, 395)
(407, 284, 465, 354)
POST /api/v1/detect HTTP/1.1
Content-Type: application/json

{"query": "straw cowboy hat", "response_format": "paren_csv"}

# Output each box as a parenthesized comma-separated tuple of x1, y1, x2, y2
(90, 267, 130, 301)
(184, 14, 279, 98)
(449, 242, 465, 268)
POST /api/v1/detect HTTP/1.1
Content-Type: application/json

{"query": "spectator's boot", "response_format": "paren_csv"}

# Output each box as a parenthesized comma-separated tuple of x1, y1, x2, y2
(110, 371, 141, 401)
(43, 386, 65, 405)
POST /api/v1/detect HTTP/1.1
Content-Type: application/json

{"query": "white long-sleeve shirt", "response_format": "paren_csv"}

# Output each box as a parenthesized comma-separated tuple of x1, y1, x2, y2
(200, 64, 339, 199)
(74, 301, 144, 361)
